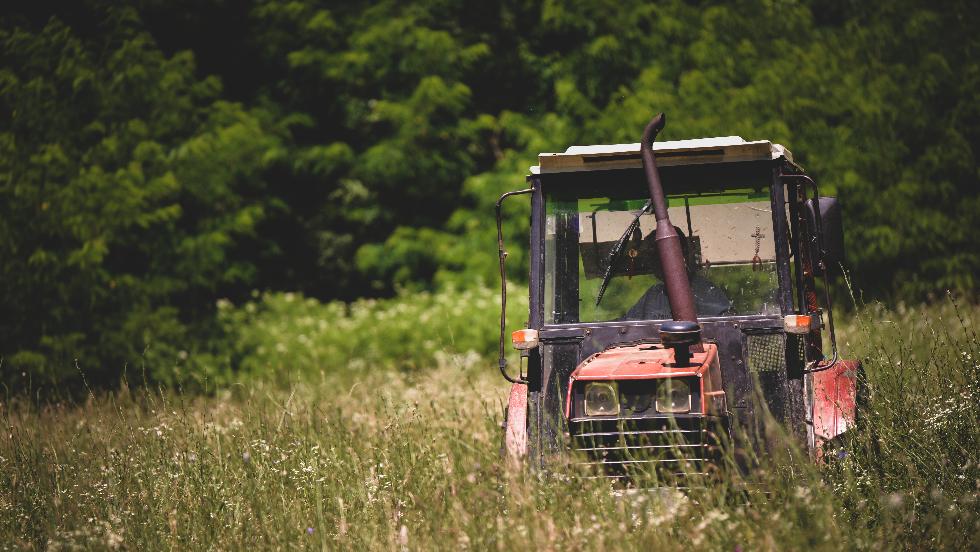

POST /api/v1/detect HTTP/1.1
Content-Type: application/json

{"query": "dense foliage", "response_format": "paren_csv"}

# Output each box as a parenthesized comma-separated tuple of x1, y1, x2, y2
(2, 0, 978, 385)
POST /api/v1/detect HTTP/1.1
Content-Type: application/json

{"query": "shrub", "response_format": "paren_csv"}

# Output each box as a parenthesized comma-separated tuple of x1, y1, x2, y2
(216, 284, 529, 384)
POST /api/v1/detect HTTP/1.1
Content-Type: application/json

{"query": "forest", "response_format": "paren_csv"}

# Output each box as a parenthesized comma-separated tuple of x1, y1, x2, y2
(2, 0, 978, 387)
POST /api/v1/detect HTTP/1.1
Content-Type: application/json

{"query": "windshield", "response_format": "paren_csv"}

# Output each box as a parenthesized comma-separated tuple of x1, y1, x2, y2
(544, 186, 781, 324)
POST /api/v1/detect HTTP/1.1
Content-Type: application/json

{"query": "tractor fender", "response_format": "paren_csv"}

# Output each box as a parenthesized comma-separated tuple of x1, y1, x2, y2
(504, 382, 528, 460)
(812, 359, 862, 456)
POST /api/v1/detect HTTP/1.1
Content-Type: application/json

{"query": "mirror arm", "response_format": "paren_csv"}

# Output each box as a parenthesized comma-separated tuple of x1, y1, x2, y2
(782, 174, 840, 373)
(496, 188, 534, 384)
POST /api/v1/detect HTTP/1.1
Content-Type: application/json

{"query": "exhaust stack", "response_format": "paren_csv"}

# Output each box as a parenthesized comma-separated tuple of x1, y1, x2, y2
(640, 113, 697, 322)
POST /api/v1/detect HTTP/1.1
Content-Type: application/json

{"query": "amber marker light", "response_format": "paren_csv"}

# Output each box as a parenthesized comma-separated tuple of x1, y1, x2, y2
(511, 329, 539, 350)
(784, 314, 815, 334)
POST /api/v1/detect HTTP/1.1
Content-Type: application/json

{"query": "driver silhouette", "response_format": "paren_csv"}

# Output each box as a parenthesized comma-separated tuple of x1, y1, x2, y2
(622, 226, 733, 320)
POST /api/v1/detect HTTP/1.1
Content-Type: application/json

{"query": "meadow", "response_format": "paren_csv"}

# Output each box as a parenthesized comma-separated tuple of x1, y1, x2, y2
(2, 290, 978, 550)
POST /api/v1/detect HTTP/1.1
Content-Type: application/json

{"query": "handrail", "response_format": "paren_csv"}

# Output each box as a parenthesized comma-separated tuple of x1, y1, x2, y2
(496, 188, 533, 384)
(782, 174, 840, 373)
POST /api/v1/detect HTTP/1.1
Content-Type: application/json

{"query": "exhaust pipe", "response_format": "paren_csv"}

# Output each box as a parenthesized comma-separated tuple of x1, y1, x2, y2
(640, 113, 697, 322)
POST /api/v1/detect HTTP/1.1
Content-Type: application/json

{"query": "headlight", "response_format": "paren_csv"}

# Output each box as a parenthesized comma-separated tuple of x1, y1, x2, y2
(655, 379, 692, 414)
(584, 382, 619, 416)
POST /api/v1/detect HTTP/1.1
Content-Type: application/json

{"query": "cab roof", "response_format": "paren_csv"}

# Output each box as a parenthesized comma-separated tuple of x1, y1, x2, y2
(531, 136, 792, 175)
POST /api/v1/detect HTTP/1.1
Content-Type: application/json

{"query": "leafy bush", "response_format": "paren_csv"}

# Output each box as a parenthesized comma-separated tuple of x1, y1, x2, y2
(216, 284, 529, 384)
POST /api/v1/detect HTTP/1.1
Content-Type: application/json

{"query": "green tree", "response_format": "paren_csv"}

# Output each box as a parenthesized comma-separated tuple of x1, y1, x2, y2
(0, 9, 285, 385)
(2, 0, 977, 389)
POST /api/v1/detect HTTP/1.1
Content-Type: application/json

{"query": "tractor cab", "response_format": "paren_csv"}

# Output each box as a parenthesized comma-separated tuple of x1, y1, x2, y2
(497, 116, 860, 482)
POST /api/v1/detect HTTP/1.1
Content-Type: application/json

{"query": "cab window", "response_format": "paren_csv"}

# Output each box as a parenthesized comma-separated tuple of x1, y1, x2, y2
(544, 187, 780, 324)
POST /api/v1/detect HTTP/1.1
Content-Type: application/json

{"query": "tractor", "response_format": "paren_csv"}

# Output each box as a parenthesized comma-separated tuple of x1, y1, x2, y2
(496, 113, 860, 483)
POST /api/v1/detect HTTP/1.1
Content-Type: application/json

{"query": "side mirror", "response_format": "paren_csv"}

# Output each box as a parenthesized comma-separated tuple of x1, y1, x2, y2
(804, 197, 845, 274)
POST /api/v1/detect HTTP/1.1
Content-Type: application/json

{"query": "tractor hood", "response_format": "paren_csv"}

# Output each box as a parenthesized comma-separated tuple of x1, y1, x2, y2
(570, 343, 718, 381)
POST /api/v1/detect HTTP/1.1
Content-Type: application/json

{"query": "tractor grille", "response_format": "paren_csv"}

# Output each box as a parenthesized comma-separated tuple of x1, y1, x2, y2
(569, 415, 722, 485)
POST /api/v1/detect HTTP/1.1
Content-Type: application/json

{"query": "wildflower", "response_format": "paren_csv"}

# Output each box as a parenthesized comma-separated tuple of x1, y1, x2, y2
(836, 448, 847, 460)
(306, 527, 314, 535)
(242, 451, 251, 464)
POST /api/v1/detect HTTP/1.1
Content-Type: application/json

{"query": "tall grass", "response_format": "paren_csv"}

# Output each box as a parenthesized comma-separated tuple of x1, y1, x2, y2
(1, 294, 977, 550)
(827, 297, 980, 548)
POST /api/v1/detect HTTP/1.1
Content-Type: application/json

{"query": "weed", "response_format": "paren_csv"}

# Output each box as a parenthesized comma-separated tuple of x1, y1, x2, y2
(1, 296, 977, 550)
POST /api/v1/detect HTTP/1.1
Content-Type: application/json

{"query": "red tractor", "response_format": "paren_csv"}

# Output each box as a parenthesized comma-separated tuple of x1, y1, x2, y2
(496, 114, 860, 482)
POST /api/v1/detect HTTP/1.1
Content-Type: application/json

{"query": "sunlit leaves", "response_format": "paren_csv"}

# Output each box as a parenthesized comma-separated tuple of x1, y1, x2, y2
(0, 11, 284, 383)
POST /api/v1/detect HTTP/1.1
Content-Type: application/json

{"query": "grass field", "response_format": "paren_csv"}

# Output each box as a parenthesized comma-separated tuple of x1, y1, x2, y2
(2, 294, 978, 550)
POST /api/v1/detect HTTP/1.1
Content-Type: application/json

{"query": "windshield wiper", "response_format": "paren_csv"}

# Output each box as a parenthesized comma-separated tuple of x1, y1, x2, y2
(595, 200, 652, 306)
